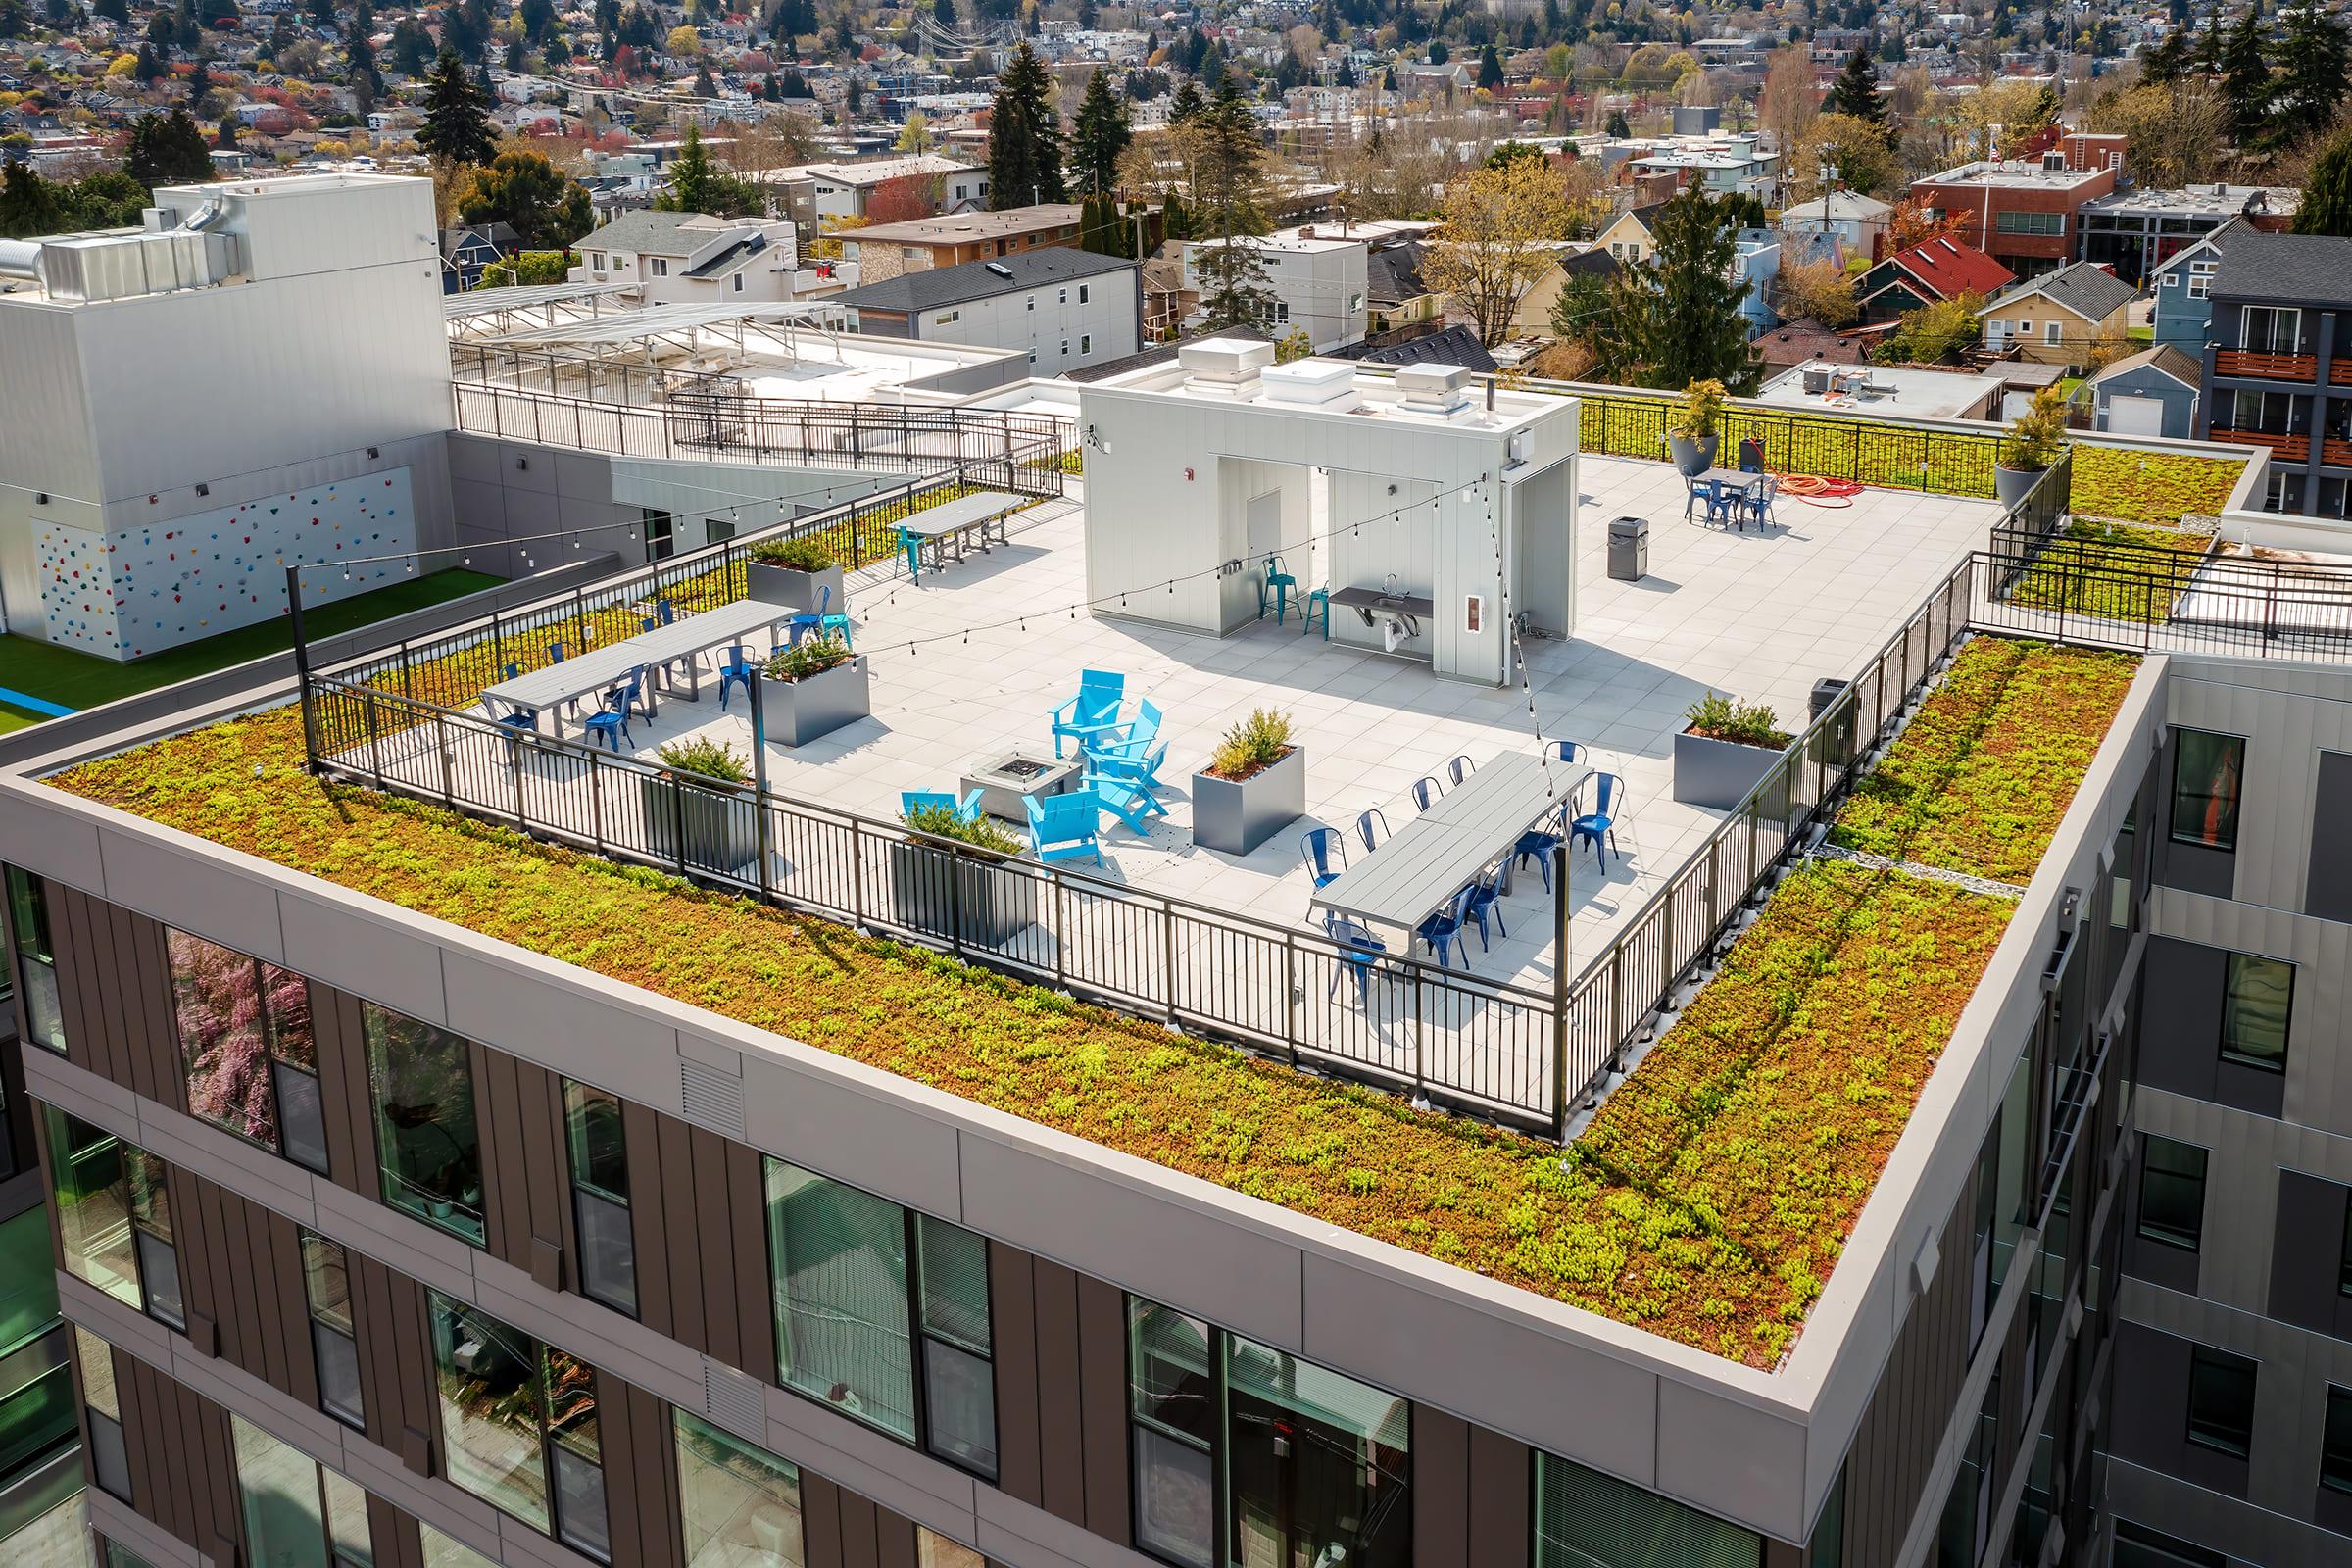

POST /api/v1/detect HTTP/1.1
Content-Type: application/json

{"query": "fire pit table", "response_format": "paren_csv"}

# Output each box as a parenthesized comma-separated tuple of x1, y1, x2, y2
(961, 749, 1083, 823)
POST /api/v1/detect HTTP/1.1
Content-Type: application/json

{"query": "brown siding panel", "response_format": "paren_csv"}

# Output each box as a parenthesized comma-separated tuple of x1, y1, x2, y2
(727, 1139, 772, 1379)
(987, 1244, 1044, 1509)
(656, 1112, 706, 1354)
(1465, 1423, 1531, 1568)
(1030, 1258, 1085, 1529)
(625, 1099, 674, 1342)
(1075, 1272, 1131, 1546)
(689, 1126, 738, 1361)
(52, 887, 103, 1081)
(1412, 1404, 1471, 1566)
(875, 1506, 918, 1568)
(598, 1374, 686, 1568)
(837, 1486, 880, 1568)
(804, 1471, 846, 1568)
(313, 987, 377, 1198)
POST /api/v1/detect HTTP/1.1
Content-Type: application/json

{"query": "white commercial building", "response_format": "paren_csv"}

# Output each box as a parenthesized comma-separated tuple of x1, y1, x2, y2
(831, 248, 1141, 378)
(571, 211, 848, 306)
(0, 173, 453, 660)
(1076, 340, 1579, 686)
(1179, 229, 1369, 353)
(790, 156, 990, 221)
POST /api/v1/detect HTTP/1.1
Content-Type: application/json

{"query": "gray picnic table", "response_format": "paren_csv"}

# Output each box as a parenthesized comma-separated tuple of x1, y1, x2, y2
(1311, 754, 1594, 932)
(896, 489, 1025, 573)
(478, 598, 799, 734)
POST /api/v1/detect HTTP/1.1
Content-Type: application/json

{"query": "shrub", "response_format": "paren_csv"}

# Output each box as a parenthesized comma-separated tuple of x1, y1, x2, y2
(1684, 691, 1790, 748)
(1207, 708, 1296, 780)
(903, 805, 1025, 856)
(1671, 377, 1728, 441)
(763, 635, 854, 682)
(749, 536, 837, 570)
(1999, 385, 2069, 471)
(655, 737, 751, 783)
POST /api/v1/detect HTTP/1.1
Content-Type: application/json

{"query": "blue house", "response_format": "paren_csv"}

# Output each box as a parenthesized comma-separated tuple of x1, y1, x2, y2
(2087, 345, 2203, 439)
(439, 223, 517, 294)
(2148, 217, 2249, 354)
(1734, 228, 1782, 337)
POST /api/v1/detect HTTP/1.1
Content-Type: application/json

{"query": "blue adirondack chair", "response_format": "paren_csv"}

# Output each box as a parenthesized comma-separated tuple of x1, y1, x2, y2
(1050, 670, 1125, 758)
(1025, 790, 1104, 866)
(902, 788, 985, 823)
(1416, 884, 1479, 969)
(1572, 772, 1627, 872)
(1088, 769, 1166, 836)
(1090, 699, 1164, 761)
(1299, 827, 1347, 892)
(1321, 912, 1387, 1005)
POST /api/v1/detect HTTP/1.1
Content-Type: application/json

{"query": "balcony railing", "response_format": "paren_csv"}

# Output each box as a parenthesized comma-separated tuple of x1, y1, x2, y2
(2323, 438, 2352, 469)
(2208, 428, 2310, 462)
(2215, 349, 2318, 381)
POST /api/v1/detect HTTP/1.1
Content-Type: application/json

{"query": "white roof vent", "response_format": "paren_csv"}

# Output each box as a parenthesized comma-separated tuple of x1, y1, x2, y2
(1260, 358, 1360, 411)
(1391, 363, 1475, 419)
(1178, 335, 1274, 398)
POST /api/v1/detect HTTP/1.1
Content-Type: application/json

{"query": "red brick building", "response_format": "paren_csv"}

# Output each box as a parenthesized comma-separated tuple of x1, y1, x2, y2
(1908, 157, 2121, 279)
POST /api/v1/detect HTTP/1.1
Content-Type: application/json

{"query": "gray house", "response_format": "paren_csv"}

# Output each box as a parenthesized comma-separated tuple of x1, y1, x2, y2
(831, 247, 1142, 378)
(2088, 345, 2203, 439)
(2147, 217, 2251, 355)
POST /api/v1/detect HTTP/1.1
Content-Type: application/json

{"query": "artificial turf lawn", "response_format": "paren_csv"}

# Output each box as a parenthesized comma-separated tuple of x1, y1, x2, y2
(50, 634, 2126, 1367)
(2005, 519, 2212, 625)
(1830, 637, 2140, 884)
(0, 569, 501, 716)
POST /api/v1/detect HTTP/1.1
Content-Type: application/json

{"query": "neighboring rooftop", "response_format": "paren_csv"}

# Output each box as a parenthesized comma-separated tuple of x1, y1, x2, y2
(2089, 345, 2203, 389)
(2207, 230, 2352, 307)
(2080, 183, 2297, 219)
(830, 247, 1137, 314)
(1919, 158, 2112, 189)
(1755, 361, 2006, 422)
(574, 209, 709, 256)
(1993, 261, 2137, 323)
(1330, 323, 1498, 374)
(846, 204, 1084, 246)
(1884, 237, 2017, 300)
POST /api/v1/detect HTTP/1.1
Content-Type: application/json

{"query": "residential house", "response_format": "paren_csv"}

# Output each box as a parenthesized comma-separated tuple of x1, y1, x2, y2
(1734, 229, 1782, 336)
(1330, 321, 1497, 373)
(1139, 256, 1193, 342)
(1778, 190, 1892, 261)
(571, 211, 823, 305)
(438, 222, 516, 295)
(2197, 231, 2352, 517)
(2077, 183, 2297, 286)
(1179, 228, 1368, 352)
(1754, 318, 1869, 376)
(1854, 237, 2016, 326)
(1364, 240, 1442, 336)
(836, 205, 1085, 284)
(2087, 345, 2203, 439)
(832, 248, 1141, 378)
(1510, 244, 1620, 339)
(1591, 200, 1666, 267)
(1907, 156, 2121, 280)
(2148, 218, 2249, 354)
(1981, 262, 2136, 368)
(791, 155, 990, 221)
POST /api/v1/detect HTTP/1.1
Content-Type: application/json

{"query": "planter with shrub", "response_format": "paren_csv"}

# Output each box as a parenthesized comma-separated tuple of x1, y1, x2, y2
(1666, 378, 1727, 476)
(886, 803, 1040, 948)
(1193, 709, 1304, 856)
(1672, 692, 1794, 810)
(759, 635, 868, 746)
(641, 737, 760, 875)
(1994, 385, 2070, 510)
(746, 536, 846, 613)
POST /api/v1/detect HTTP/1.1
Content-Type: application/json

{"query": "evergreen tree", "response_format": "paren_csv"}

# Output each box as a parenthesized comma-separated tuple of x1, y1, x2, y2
(2272, 3, 2349, 147)
(653, 125, 763, 216)
(1824, 45, 1884, 126)
(1068, 67, 1130, 195)
(124, 108, 217, 186)
(146, 8, 174, 53)
(2196, 12, 2224, 74)
(2220, 5, 2270, 144)
(933, 0, 953, 24)
(1191, 85, 1276, 330)
(217, 115, 238, 149)
(1477, 43, 1503, 90)
(266, 11, 291, 57)
(1170, 77, 1204, 122)
(2293, 126, 2352, 237)
(389, 16, 431, 74)
(1605, 108, 1630, 137)
(2140, 25, 2190, 85)
(95, 0, 128, 21)
(134, 40, 163, 81)
(348, 29, 382, 107)
(1612, 186, 1760, 392)
(416, 47, 498, 165)
(0, 160, 64, 240)
(986, 42, 1063, 208)
(458, 147, 598, 245)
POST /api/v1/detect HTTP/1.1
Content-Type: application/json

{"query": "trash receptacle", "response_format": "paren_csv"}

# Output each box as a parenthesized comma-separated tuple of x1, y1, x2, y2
(1607, 515, 1648, 582)
(1810, 677, 1855, 771)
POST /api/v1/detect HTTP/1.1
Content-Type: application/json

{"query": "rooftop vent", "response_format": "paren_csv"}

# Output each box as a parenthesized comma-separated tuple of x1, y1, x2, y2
(1177, 335, 1274, 399)
(1391, 362, 1476, 419)
(983, 261, 1014, 278)
(1260, 358, 1359, 412)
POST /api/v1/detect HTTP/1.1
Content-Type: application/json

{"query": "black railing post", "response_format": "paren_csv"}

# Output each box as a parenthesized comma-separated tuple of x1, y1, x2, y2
(749, 671, 773, 903)
(288, 564, 322, 773)
(1551, 842, 1571, 1142)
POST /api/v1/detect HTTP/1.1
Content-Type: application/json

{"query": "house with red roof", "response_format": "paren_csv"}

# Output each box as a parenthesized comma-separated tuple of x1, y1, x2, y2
(1854, 237, 2017, 325)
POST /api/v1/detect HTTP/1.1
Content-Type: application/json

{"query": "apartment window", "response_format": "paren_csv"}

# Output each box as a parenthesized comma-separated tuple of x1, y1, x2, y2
(2341, 1203, 2352, 1297)
(1127, 1297, 1411, 1568)
(564, 1081, 636, 1316)
(5, 866, 65, 1053)
(419, 1525, 502, 1568)
(2243, 304, 2302, 354)
(675, 1410, 803, 1568)
(2185, 1346, 2258, 1458)
(76, 1325, 129, 1502)
(733, 274, 744, 293)
(644, 508, 674, 563)
(652, 258, 670, 277)
(1057, 287, 1067, 303)
(428, 1293, 610, 1558)
(2011, 318, 2033, 340)
(2169, 730, 2243, 849)
(1993, 211, 2064, 236)
(232, 1412, 375, 1568)
(1078, 283, 1090, 303)
(1534, 1450, 1761, 1568)
(2136, 1136, 2208, 1250)
(762, 1159, 998, 1477)
(2325, 1387, 2352, 1494)
(2111, 808, 2138, 928)
(2114, 1520, 2227, 1567)
(1060, 339, 1069, 357)
(1080, 334, 1092, 355)
(2221, 953, 2292, 1072)
(365, 1004, 485, 1246)
(167, 930, 327, 1173)
(589, 252, 605, 270)
(2188, 259, 2216, 299)
(1026, 295, 1035, 311)
(44, 1107, 179, 1327)
(302, 1232, 366, 1430)
(0, 1267, 72, 1496)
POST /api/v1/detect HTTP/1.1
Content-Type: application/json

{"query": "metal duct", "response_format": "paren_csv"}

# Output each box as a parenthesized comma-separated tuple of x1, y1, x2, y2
(0, 239, 38, 282)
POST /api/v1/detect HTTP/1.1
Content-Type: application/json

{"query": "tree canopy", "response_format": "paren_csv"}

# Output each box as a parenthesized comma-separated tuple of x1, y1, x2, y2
(1187, 84, 1276, 331)
(416, 48, 499, 166)
(1068, 68, 1131, 196)
(124, 108, 215, 187)
(457, 148, 595, 248)
(653, 126, 766, 218)
(987, 42, 1064, 209)
(1824, 46, 1885, 127)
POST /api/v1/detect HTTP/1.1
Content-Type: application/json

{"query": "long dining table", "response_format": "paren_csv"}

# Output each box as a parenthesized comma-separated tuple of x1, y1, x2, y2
(476, 598, 799, 734)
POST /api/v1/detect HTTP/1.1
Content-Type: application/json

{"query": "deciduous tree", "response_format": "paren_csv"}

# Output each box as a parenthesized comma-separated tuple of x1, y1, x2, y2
(1774, 257, 1859, 329)
(457, 148, 596, 246)
(1419, 156, 1573, 346)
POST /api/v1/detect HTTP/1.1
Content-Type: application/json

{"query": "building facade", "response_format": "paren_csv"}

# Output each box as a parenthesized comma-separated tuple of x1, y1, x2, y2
(2195, 232, 2352, 520)
(2077, 186, 2295, 288)
(837, 208, 1086, 285)
(1910, 158, 2120, 280)
(834, 251, 1143, 379)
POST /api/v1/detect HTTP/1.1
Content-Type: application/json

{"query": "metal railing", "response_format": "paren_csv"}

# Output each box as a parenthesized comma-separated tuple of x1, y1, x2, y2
(449, 381, 1076, 479)
(320, 463, 1063, 711)
(452, 342, 750, 405)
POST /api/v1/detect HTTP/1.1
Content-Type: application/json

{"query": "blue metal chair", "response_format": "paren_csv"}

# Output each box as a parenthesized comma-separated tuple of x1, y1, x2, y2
(1415, 885, 1479, 969)
(896, 525, 923, 579)
(1744, 473, 1780, 528)
(788, 585, 854, 650)
(902, 788, 985, 823)
(583, 687, 632, 752)
(717, 643, 758, 712)
(613, 664, 653, 724)
(1354, 808, 1390, 854)
(1321, 912, 1387, 1005)
(502, 662, 523, 681)
(1461, 863, 1509, 952)
(1684, 477, 1718, 524)
(1299, 828, 1347, 892)
(1410, 775, 1444, 813)
(1512, 798, 1575, 891)
(1050, 669, 1126, 758)
(547, 641, 567, 662)
(657, 599, 676, 625)
(1446, 754, 1476, 787)
(1571, 773, 1627, 872)
(1300, 586, 1331, 638)
(1257, 554, 1298, 623)
(1547, 739, 1584, 764)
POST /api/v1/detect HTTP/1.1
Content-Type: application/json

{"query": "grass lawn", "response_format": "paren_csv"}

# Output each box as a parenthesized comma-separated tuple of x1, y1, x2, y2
(0, 569, 501, 717)
(2002, 520, 2213, 626)
(51, 631, 2137, 1368)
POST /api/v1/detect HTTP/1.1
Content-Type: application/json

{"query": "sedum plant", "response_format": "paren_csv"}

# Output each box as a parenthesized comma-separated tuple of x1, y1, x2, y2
(749, 536, 837, 570)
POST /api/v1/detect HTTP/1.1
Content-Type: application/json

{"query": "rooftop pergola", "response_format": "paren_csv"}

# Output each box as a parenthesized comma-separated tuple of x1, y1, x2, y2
(441, 280, 641, 337)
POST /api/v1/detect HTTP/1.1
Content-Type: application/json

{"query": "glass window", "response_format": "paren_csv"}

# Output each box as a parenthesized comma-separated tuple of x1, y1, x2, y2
(675, 1409, 804, 1568)
(0, 1206, 61, 1356)
(169, 931, 326, 1172)
(419, 1525, 502, 1568)
(1129, 1299, 1213, 1568)
(2185, 1347, 2257, 1458)
(917, 1529, 984, 1568)
(0, 1325, 74, 1483)
(1534, 1450, 1761, 1568)
(564, 1081, 636, 1317)
(5, 867, 65, 1054)
(2137, 1136, 2208, 1251)
(764, 1159, 915, 1441)
(303, 1232, 366, 1430)
(233, 1413, 331, 1568)
(429, 1293, 608, 1557)
(76, 1325, 130, 1502)
(2221, 954, 2292, 1072)
(2115, 1518, 2227, 1567)
(2170, 731, 2243, 850)
(2325, 1386, 2352, 1494)
(107, 1545, 161, 1568)
(44, 1108, 142, 1313)
(366, 1004, 486, 1245)
(325, 1466, 374, 1566)
(915, 1216, 995, 1479)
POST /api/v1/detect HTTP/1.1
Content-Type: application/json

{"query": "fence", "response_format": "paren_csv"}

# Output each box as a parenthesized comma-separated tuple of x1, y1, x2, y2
(449, 382, 1076, 480)
(320, 462, 1063, 711)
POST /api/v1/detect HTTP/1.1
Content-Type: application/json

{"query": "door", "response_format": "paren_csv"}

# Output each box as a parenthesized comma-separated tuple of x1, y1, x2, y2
(2106, 394, 2168, 437)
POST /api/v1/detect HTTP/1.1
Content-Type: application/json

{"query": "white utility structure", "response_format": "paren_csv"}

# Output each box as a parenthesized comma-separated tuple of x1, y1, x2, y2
(1076, 338, 1579, 687)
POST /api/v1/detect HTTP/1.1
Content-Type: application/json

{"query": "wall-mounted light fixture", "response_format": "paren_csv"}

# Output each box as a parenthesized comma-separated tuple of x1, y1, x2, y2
(194, 483, 210, 497)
